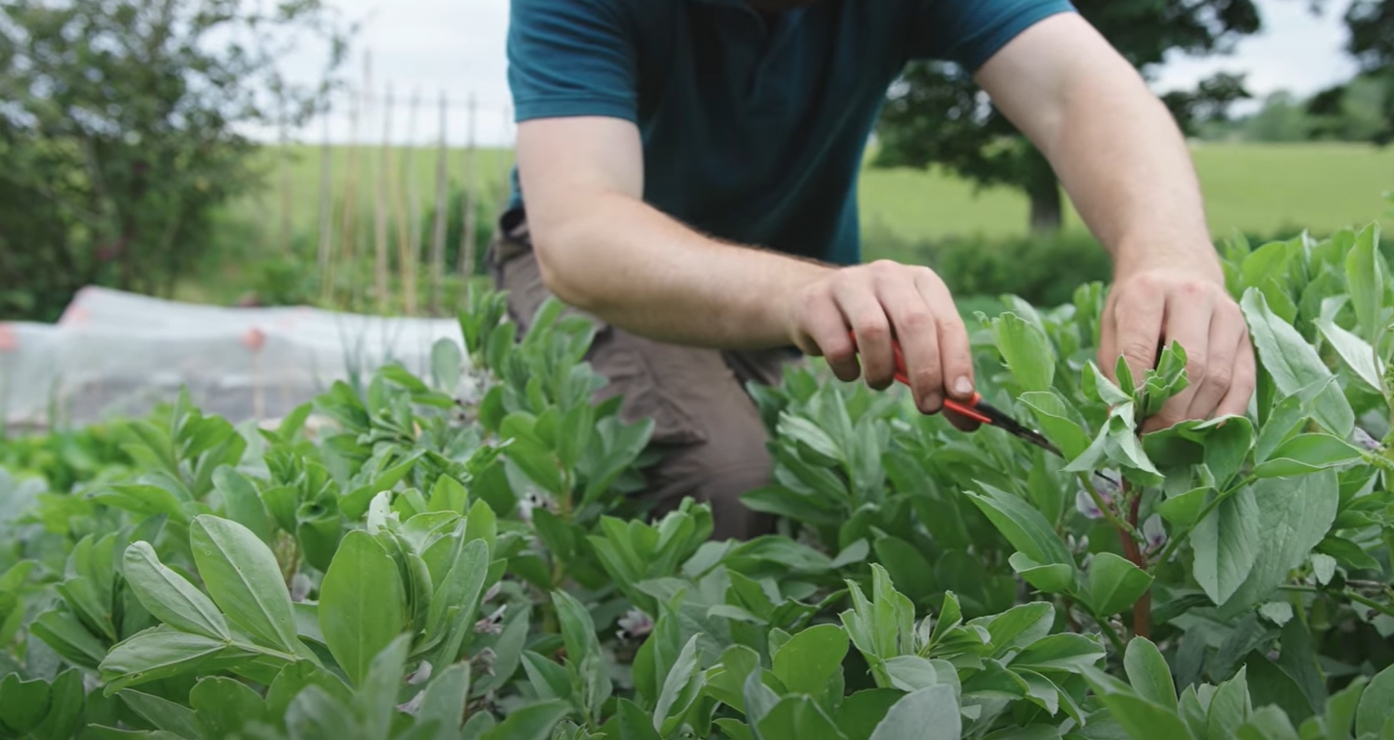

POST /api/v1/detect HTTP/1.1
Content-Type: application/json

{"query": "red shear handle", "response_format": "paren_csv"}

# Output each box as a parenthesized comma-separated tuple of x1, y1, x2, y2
(851, 331, 991, 425)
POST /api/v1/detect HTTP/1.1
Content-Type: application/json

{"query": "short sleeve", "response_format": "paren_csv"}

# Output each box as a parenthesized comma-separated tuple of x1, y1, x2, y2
(506, 0, 639, 123)
(911, 0, 1077, 72)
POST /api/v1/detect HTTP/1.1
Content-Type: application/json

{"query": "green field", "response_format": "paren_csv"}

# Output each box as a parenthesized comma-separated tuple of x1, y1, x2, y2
(233, 142, 1394, 252)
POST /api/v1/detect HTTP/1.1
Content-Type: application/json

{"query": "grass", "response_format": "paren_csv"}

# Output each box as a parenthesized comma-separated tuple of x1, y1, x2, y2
(858, 142, 1394, 243)
(226, 141, 1394, 263)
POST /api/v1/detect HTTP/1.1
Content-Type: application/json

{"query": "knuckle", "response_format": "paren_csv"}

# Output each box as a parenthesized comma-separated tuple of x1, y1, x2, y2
(899, 310, 934, 333)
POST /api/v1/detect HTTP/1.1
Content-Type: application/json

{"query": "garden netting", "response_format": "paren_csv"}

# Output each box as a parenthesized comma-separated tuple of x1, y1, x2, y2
(1, 286, 463, 432)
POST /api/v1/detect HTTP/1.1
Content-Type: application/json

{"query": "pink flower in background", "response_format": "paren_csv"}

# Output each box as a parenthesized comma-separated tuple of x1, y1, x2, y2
(241, 327, 266, 353)
(0, 324, 16, 352)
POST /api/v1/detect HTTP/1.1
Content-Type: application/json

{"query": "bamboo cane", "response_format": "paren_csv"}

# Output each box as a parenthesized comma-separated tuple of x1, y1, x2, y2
(374, 82, 393, 314)
(430, 91, 449, 315)
(460, 94, 478, 277)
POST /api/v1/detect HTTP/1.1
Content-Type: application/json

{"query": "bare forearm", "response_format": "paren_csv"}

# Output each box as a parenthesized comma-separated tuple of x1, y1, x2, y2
(530, 191, 831, 349)
(1047, 64, 1221, 276)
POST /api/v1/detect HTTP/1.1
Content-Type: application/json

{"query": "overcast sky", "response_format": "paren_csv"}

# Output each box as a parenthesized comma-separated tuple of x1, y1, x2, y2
(284, 0, 1361, 148)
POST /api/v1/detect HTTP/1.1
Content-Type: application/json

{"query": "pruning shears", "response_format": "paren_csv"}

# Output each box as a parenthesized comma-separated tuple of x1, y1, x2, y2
(851, 332, 1120, 487)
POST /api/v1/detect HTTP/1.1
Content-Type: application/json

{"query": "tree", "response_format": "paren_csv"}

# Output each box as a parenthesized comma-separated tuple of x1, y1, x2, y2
(873, 1, 1260, 234)
(0, 1, 351, 322)
(1307, 0, 1394, 145)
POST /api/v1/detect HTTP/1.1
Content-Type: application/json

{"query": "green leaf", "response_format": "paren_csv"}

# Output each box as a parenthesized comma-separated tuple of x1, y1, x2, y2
(835, 690, 902, 740)
(100, 626, 254, 693)
(1083, 667, 1196, 740)
(1085, 361, 1133, 406)
(1158, 487, 1211, 528)
(522, 651, 571, 701)
(1252, 434, 1363, 478)
(119, 690, 202, 739)
(554, 592, 612, 710)
(432, 337, 464, 391)
(1357, 663, 1394, 737)
(1086, 552, 1154, 618)
(964, 483, 1073, 568)
(0, 674, 50, 734)
(1316, 318, 1385, 392)
(213, 467, 274, 544)
(357, 634, 411, 739)
(993, 313, 1055, 392)
(654, 633, 702, 732)
(476, 699, 571, 740)
(867, 684, 960, 740)
(1324, 676, 1367, 740)
(1241, 288, 1354, 437)
(190, 677, 268, 738)
(1221, 471, 1340, 615)
(1019, 391, 1093, 460)
(1124, 637, 1177, 712)
(883, 656, 956, 694)
(1010, 633, 1106, 674)
(773, 624, 849, 697)
(122, 542, 230, 641)
(317, 530, 409, 687)
(1009, 551, 1075, 594)
(1235, 706, 1301, 740)
(1345, 222, 1386, 344)
(285, 685, 358, 739)
(30, 669, 83, 740)
(31, 610, 108, 669)
(757, 696, 847, 740)
(1192, 486, 1262, 605)
(90, 484, 187, 523)
(706, 645, 760, 715)
(616, 698, 663, 740)
(426, 538, 490, 668)
(189, 515, 300, 653)
(1208, 666, 1252, 739)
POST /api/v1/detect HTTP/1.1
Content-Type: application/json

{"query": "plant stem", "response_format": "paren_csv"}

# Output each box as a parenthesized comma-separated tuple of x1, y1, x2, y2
(1278, 584, 1394, 619)
(1077, 472, 1138, 540)
(1097, 616, 1127, 655)
(1122, 481, 1151, 640)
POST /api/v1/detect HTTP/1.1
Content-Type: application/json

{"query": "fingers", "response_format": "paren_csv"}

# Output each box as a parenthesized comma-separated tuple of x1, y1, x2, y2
(796, 285, 861, 382)
(1215, 331, 1256, 419)
(1142, 288, 1215, 433)
(1182, 301, 1245, 421)
(877, 267, 943, 412)
(915, 270, 975, 404)
(834, 274, 895, 389)
(1110, 277, 1167, 385)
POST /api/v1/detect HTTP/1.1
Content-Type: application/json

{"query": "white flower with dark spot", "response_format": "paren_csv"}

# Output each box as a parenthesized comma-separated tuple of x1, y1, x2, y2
(475, 605, 507, 635)
(290, 573, 313, 603)
(1076, 487, 1105, 520)
(397, 690, 425, 716)
(407, 661, 433, 685)
(617, 607, 654, 641)
(1353, 426, 1382, 452)
(1143, 514, 1167, 552)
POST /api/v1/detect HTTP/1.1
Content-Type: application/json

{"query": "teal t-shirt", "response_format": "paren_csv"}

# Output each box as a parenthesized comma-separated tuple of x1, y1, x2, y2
(505, 0, 1076, 265)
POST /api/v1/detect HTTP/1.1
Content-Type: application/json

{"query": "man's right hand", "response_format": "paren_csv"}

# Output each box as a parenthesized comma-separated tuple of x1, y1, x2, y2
(785, 260, 979, 424)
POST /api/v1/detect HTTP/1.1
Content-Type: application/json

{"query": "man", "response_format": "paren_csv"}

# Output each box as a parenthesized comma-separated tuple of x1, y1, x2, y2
(490, 0, 1256, 541)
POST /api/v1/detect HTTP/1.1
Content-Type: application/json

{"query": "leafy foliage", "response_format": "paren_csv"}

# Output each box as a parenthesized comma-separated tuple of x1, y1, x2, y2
(3, 216, 1394, 737)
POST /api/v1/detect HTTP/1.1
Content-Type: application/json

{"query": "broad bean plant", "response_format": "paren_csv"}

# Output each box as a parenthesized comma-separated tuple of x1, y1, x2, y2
(1, 215, 1394, 739)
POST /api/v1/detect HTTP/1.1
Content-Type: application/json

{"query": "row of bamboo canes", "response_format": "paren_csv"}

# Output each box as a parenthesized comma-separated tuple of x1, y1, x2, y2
(288, 52, 513, 317)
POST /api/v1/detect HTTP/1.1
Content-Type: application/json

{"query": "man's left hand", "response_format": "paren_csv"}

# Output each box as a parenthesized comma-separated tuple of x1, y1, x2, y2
(1097, 259, 1256, 433)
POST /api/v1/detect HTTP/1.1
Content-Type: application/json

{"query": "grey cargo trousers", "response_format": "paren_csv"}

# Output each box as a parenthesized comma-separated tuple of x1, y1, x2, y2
(485, 209, 801, 541)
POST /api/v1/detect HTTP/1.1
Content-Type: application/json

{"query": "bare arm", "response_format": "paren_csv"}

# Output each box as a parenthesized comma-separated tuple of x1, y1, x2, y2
(515, 115, 979, 418)
(975, 13, 1255, 428)
(515, 115, 828, 350)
